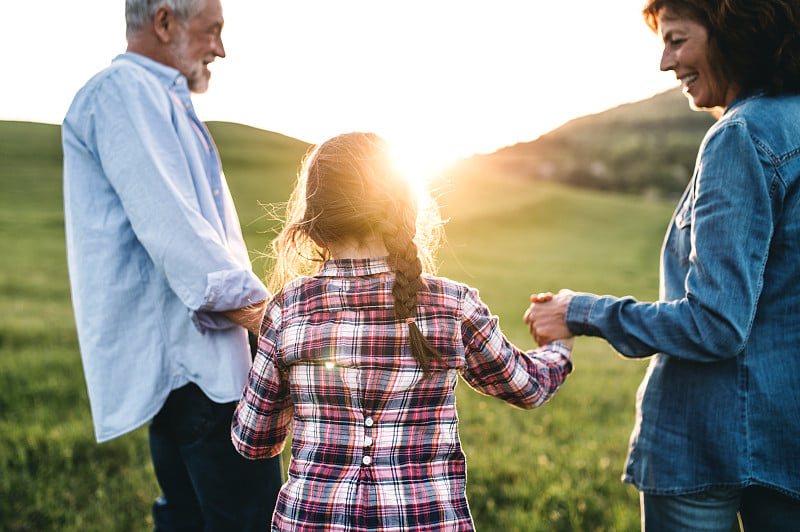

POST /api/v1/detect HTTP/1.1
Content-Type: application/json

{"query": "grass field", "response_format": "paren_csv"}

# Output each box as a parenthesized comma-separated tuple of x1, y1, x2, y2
(0, 120, 677, 531)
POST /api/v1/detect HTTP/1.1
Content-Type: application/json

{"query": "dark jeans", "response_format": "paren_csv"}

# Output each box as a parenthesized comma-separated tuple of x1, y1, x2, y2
(149, 383, 283, 531)
(642, 486, 800, 532)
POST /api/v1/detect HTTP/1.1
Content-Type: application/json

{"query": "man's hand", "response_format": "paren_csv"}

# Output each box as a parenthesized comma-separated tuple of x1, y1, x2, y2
(524, 289, 575, 346)
(223, 300, 267, 335)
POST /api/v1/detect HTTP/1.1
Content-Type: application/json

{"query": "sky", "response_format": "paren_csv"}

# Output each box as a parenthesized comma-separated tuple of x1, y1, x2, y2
(3, 1, 678, 173)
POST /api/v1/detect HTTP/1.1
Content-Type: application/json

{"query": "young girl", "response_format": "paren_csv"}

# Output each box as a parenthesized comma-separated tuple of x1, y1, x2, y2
(231, 132, 573, 531)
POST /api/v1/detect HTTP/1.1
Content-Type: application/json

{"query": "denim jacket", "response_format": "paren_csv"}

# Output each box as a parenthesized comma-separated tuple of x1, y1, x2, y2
(566, 93, 800, 498)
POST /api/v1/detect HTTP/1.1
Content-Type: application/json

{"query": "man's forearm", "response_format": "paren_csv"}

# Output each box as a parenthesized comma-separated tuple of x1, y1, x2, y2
(223, 300, 267, 335)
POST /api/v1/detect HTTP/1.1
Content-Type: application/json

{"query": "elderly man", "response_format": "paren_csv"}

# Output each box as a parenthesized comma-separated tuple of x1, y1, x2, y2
(62, 0, 281, 529)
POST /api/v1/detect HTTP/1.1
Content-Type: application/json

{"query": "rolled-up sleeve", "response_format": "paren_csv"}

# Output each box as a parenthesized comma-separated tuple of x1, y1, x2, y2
(90, 70, 267, 320)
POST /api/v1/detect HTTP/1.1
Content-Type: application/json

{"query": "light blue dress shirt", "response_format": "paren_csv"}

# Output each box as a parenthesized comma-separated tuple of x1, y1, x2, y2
(566, 92, 800, 499)
(63, 52, 269, 443)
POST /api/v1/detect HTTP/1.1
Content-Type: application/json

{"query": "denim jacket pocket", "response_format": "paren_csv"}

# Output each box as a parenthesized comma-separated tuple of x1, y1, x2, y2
(667, 195, 694, 269)
(675, 199, 693, 229)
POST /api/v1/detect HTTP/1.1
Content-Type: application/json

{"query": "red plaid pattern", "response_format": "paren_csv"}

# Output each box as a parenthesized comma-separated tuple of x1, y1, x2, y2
(232, 257, 572, 531)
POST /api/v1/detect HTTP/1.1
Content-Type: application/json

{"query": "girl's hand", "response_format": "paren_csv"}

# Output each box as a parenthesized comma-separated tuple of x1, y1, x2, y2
(530, 292, 554, 304)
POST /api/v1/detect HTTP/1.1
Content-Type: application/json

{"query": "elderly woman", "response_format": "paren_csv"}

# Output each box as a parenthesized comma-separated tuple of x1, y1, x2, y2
(526, 0, 800, 530)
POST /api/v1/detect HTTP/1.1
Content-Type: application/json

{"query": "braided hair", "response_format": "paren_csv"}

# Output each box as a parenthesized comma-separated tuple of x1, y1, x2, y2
(270, 132, 444, 376)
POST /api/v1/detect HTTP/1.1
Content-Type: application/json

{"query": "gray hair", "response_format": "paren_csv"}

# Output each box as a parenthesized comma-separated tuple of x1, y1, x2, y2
(125, 0, 202, 36)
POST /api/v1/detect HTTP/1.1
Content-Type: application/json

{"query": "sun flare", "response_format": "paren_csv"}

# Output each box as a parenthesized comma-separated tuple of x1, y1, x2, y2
(387, 137, 460, 198)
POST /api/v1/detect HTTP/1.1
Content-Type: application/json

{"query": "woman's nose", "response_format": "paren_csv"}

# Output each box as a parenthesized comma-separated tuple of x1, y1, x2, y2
(660, 47, 675, 72)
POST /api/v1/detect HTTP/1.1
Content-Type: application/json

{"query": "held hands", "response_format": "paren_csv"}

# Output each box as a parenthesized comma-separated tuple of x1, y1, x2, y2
(523, 289, 575, 347)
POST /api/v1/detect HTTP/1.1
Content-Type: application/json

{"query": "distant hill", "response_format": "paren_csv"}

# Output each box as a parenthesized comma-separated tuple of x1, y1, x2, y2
(0, 119, 309, 221)
(457, 88, 717, 198)
(0, 120, 310, 262)
(1, 89, 714, 205)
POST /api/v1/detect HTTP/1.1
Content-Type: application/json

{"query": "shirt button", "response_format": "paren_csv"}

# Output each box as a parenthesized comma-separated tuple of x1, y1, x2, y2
(362, 455, 372, 466)
(213, 189, 220, 197)
(364, 436, 373, 447)
(364, 417, 374, 427)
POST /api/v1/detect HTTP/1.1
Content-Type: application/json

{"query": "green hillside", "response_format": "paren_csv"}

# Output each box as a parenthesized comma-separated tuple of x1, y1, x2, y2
(205, 121, 311, 265)
(471, 88, 717, 197)
(0, 116, 678, 531)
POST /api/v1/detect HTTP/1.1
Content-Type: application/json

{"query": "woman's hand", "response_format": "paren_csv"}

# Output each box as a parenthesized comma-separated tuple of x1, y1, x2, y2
(524, 289, 575, 345)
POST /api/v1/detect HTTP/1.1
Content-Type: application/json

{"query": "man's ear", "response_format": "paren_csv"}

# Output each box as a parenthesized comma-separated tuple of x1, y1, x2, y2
(153, 6, 176, 43)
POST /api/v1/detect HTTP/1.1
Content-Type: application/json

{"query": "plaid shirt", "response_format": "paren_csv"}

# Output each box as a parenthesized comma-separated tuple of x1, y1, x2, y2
(232, 257, 572, 531)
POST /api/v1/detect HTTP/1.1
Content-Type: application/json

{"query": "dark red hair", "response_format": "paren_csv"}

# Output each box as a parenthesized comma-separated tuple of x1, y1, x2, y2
(643, 0, 800, 96)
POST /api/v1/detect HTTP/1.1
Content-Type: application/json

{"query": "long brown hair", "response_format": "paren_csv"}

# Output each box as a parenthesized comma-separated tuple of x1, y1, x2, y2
(270, 132, 445, 375)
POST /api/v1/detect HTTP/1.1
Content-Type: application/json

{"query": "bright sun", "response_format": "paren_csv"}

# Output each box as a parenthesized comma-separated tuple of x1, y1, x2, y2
(386, 135, 462, 195)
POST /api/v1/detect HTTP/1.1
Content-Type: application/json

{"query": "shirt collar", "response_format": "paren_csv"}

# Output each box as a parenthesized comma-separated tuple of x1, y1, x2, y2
(318, 257, 392, 278)
(724, 89, 767, 115)
(113, 52, 187, 91)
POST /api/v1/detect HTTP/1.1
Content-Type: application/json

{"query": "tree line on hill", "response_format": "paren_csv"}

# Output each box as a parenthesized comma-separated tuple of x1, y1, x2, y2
(463, 89, 717, 199)
(1, 88, 715, 201)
